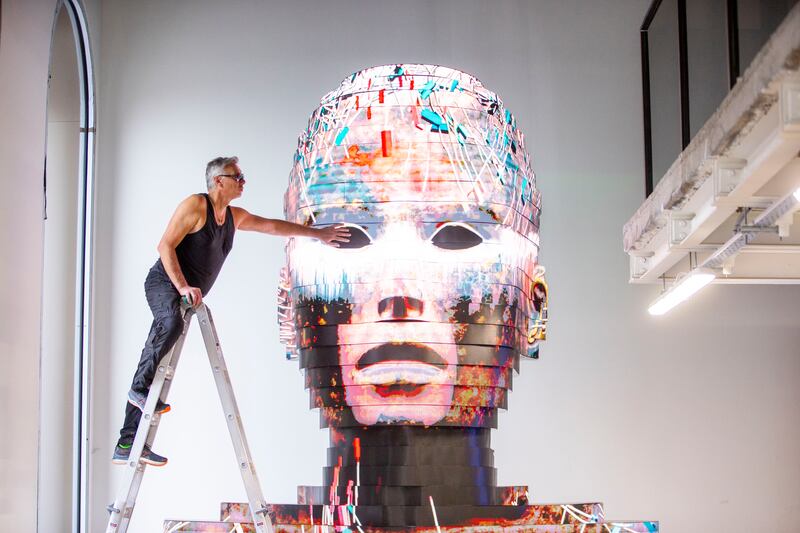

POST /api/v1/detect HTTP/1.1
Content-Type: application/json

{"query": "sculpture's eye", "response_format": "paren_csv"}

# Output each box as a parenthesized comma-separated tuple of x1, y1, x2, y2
(430, 223, 484, 250)
(338, 225, 372, 249)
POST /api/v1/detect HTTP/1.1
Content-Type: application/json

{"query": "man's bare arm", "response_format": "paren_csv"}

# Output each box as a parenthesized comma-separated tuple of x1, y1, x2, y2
(231, 207, 350, 246)
(157, 195, 204, 305)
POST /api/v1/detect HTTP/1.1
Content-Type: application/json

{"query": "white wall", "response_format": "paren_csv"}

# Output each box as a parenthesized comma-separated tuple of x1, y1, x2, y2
(86, 1, 800, 532)
(0, 1, 55, 530)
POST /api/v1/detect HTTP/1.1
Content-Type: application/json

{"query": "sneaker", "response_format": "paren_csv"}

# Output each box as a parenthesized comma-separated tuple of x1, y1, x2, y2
(112, 443, 168, 467)
(127, 389, 170, 414)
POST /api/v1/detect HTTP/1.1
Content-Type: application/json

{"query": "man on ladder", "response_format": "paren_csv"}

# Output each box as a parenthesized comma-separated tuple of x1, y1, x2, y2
(112, 155, 349, 465)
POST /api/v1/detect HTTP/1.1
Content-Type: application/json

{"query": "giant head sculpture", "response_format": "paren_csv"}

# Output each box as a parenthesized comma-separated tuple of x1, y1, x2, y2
(280, 64, 547, 430)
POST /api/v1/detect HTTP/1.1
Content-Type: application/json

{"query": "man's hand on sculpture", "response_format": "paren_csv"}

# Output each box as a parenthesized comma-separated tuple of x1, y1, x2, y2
(315, 224, 351, 247)
(178, 285, 203, 308)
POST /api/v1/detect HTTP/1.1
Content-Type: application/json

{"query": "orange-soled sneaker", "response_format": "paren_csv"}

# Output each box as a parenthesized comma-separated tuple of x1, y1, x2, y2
(127, 389, 170, 414)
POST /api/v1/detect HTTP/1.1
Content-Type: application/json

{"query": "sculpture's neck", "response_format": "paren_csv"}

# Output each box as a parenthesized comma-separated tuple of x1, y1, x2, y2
(329, 425, 493, 468)
(308, 426, 498, 506)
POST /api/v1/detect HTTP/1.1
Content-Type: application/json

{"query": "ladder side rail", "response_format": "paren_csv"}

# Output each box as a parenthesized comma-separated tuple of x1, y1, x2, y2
(106, 310, 193, 533)
(109, 469, 144, 533)
(195, 304, 275, 533)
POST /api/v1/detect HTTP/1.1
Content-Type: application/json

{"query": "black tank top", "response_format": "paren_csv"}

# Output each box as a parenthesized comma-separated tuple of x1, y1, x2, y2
(153, 193, 235, 296)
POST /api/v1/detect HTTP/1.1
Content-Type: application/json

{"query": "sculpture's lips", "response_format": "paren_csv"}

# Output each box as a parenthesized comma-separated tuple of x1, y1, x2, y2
(352, 343, 450, 387)
(356, 342, 447, 370)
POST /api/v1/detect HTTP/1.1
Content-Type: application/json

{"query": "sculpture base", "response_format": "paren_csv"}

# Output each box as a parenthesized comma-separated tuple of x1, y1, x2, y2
(163, 501, 658, 532)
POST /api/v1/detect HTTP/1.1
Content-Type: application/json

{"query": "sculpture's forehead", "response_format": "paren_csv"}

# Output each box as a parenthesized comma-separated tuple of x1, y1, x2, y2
(286, 64, 540, 235)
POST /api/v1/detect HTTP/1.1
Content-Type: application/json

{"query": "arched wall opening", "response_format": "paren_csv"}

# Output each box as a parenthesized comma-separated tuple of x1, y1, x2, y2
(39, 1, 95, 531)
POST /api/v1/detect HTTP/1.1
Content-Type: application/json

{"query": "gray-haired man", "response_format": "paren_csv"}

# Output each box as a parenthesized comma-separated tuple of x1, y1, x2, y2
(112, 156, 349, 466)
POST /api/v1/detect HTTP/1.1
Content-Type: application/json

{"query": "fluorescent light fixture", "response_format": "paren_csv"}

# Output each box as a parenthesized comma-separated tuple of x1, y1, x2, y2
(648, 187, 797, 316)
(648, 268, 716, 316)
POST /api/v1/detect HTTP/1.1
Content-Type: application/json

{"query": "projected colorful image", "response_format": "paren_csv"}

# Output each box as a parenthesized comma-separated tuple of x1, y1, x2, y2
(280, 64, 546, 429)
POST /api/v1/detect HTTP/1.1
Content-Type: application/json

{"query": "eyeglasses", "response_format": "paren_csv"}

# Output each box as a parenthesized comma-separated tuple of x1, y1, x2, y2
(218, 173, 245, 182)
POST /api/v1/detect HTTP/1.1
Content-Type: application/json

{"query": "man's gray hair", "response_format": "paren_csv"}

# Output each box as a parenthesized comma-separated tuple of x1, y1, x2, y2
(205, 156, 239, 190)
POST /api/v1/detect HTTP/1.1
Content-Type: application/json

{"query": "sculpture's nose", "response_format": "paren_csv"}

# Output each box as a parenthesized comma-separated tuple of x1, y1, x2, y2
(377, 296, 424, 319)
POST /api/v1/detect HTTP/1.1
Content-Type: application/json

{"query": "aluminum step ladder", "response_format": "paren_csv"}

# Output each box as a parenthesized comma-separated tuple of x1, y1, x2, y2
(105, 303, 274, 533)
